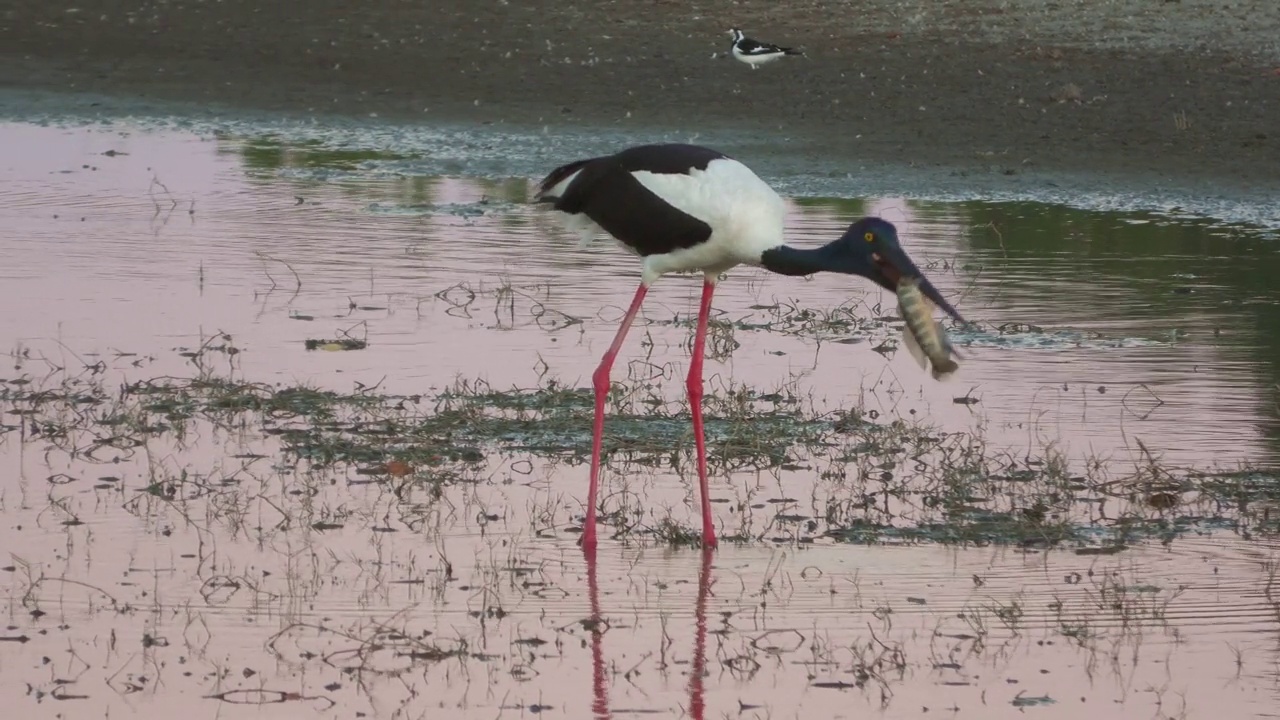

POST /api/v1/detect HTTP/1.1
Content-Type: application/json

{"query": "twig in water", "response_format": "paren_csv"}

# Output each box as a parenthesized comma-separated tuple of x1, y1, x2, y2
(1121, 383, 1164, 421)
(982, 221, 1007, 258)
(253, 251, 303, 295)
(148, 176, 179, 213)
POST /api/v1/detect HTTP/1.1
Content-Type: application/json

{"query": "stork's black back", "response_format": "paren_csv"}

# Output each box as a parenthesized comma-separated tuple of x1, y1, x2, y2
(535, 144, 730, 257)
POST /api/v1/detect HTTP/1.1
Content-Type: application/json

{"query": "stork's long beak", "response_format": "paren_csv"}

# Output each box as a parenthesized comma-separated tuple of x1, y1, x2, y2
(871, 245, 964, 323)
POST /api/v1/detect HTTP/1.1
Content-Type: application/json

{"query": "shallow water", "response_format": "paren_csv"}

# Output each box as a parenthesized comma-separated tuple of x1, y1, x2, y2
(4, 123, 1278, 466)
(2, 119, 1280, 719)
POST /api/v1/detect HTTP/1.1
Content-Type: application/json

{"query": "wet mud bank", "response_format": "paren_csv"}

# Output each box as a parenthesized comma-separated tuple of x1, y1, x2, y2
(2, 0, 1278, 205)
(3, 87, 1278, 233)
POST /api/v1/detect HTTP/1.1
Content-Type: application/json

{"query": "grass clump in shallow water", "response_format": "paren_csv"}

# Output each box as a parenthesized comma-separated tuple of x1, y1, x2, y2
(0, 341, 1275, 550)
(304, 337, 368, 351)
(431, 376, 829, 470)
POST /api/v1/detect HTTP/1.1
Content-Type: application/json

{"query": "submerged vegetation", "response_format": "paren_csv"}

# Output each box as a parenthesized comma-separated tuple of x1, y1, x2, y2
(3, 331, 1271, 715)
(1, 333, 1272, 550)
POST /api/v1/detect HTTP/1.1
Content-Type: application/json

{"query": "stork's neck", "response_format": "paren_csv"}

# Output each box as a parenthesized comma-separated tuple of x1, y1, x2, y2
(759, 243, 845, 277)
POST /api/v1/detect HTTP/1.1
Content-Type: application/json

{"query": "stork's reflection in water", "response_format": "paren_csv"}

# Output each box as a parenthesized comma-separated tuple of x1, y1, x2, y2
(586, 549, 714, 720)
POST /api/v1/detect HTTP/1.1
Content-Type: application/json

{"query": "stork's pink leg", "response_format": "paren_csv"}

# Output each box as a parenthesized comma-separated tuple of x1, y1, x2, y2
(687, 280, 718, 549)
(584, 283, 649, 554)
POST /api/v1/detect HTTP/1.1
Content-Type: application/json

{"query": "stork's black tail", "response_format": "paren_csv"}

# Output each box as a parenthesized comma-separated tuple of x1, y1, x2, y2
(534, 158, 593, 203)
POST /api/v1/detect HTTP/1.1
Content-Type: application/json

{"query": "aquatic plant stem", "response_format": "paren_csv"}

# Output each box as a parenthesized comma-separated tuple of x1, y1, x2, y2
(688, 280, 718, 549)
(585, 283, 649, 553)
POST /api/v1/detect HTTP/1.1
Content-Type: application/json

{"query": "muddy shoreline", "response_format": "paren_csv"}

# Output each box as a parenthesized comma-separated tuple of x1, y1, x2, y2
(2, 0, 1278, 196)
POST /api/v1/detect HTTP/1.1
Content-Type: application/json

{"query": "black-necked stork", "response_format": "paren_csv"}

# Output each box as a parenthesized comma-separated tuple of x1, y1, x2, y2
(727, 28, 804, 69)
(534, 143, 961, 553)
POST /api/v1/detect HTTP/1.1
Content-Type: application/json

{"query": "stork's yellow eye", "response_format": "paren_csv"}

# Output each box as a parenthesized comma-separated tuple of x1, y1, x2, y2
(864, 231, 875, 242)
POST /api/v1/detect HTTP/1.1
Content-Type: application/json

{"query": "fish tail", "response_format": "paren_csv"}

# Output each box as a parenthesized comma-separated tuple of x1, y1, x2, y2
(930, 357, 961, 380)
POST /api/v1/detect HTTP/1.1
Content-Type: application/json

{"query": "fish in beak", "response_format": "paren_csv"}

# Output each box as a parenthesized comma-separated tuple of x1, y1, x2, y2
(841, 217, 964, 379)
(868, 240, 964, 324)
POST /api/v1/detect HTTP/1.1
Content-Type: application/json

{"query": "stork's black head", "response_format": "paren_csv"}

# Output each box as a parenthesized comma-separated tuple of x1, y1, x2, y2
(758, 216, 963, 321)
(835, 217, 962, 321)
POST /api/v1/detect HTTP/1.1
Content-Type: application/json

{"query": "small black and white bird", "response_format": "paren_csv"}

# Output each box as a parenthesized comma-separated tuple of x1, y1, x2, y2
(726, 28, 804, 69)
(534, 143, 962, 554)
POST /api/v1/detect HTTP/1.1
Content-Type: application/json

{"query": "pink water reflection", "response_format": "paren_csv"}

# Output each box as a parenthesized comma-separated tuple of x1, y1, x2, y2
(6, 123, 1270, 470)
(1, 120, 1278, 719)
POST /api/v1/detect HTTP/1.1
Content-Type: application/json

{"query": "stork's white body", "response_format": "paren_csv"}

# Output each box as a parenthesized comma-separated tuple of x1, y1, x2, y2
(538, 156, 787, 284)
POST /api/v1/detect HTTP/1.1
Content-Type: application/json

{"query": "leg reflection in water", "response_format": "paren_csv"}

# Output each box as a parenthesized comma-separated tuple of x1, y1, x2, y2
(587, 553, 610, 719)
(586, 548, 715, 719)
(686, 547, 713, 720)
